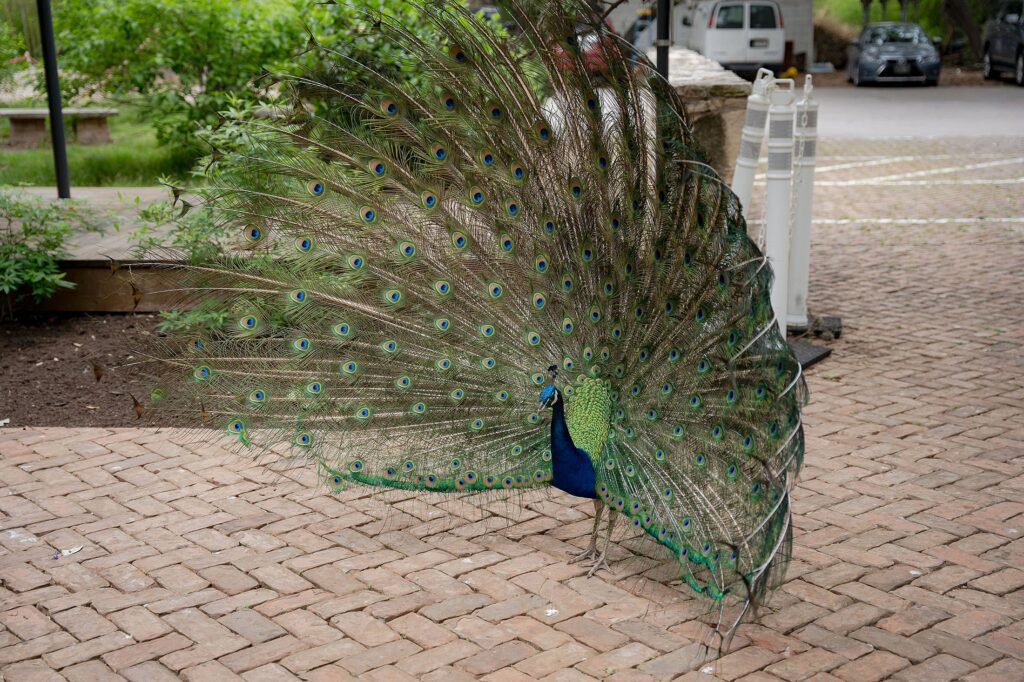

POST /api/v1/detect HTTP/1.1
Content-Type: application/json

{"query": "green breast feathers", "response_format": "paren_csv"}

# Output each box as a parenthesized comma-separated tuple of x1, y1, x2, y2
(564, 378, 612, 464)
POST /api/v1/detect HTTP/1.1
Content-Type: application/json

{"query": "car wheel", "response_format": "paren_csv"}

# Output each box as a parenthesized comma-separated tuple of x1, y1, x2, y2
(1016, 51, 1024, 87)
(982, 48, 995, 80)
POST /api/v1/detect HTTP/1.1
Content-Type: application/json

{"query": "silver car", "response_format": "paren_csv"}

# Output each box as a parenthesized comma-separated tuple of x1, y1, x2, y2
(847, 22, 943, 86)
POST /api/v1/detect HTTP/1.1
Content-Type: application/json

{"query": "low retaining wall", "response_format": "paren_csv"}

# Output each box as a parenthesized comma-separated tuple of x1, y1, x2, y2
(654, 48, 752, 183)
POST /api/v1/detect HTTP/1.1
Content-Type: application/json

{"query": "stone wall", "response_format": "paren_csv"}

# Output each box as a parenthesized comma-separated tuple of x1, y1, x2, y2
(652, 48, 752, 184)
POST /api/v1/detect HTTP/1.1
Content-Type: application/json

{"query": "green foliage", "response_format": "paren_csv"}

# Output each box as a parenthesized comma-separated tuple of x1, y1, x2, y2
(0, 20, 26, 88)
(53, 0, 305, 151)
(155, 307, 228, 334)
(130, 199, 225, 264)
(815, 0, 999, 48)
(51, 0, 442, 154)
(0, 188, 99, 317)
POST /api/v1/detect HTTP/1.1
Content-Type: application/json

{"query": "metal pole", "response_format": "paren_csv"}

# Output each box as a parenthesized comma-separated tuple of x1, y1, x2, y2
(656, 0, 670, 79)
(37, 0, 70, 199)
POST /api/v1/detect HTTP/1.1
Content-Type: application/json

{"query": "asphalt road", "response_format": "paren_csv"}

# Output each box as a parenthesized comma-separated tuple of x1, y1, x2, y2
(813, 85, 1024, 139)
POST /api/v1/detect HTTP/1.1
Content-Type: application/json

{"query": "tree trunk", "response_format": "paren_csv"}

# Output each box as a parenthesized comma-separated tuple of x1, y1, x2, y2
(944, 0, 982, 60)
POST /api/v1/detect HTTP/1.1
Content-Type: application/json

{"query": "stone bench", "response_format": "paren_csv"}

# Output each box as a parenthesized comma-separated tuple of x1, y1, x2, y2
(0, 107, 120, 148)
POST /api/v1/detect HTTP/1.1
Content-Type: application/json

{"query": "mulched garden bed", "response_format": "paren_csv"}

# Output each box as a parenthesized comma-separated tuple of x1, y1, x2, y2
(0, 314, 158, 428)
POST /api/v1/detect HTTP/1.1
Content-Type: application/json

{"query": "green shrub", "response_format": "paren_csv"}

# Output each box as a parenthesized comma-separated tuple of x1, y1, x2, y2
(0, 21, 26, 88)
(51, 0, 440, 155)
(0, 188, 100, 318)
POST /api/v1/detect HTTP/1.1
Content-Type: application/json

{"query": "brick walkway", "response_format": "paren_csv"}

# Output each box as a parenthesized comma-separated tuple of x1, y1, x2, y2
(2, 137, 1023, 681)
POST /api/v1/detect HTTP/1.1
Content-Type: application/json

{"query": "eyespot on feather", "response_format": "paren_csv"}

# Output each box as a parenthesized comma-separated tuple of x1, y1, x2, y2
(358, 206, 377, 223)
(243, 224, 263, 243)
(380, 98, 400, 116)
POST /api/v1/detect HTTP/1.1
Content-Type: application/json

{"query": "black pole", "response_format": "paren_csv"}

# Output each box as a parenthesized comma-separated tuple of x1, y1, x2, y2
(37, 0, 70, 199)
(656, 0, 670, 79)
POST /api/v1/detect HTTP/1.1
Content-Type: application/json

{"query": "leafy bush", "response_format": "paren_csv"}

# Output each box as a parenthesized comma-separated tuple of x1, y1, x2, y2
(0, 20, 26, 88)
(0, 188, 99, 318)
(53, 0, 304, 152)
(52, 0, 441, 155)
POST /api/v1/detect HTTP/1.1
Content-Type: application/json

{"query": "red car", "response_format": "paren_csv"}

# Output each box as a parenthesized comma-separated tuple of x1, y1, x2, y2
(551, 21, 623, 75)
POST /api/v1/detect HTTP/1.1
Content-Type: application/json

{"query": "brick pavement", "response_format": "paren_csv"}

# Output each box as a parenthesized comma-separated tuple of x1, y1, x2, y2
(1, 136, 1023, 680)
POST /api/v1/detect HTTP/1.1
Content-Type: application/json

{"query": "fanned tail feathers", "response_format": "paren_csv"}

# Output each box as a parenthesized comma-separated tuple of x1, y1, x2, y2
(143, 0, 807, 627)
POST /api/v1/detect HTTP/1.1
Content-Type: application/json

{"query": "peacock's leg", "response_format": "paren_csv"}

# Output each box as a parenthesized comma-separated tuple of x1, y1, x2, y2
(586, 509, 617, 578)
(568, 499, 604, 564)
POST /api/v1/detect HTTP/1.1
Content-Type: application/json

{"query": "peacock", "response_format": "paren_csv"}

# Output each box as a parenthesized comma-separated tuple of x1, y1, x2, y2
(145, 0, 807, 634)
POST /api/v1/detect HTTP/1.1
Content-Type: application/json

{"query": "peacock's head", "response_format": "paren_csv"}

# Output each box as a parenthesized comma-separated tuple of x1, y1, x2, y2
(538, 384, 560, 410)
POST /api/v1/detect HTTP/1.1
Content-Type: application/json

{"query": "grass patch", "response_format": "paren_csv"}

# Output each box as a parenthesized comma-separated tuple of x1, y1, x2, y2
(0, 103, 196, 186)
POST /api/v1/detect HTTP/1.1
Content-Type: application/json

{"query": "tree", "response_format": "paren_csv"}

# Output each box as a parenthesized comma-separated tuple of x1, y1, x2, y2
(51, 0, 443, 154)
(53, 0, 305, 150)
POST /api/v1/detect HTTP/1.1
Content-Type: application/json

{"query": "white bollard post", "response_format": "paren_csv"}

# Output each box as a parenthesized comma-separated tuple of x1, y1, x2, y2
(787, 76, 817, 333)
(763, 79, 795, 337)
(731, 68, 774, 218)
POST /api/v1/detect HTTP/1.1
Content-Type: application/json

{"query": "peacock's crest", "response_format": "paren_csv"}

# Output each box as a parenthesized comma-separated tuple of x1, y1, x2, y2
(145, 0, 807, 630)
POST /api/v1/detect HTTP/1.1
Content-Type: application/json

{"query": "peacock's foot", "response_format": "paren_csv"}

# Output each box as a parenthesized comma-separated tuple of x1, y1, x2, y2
(568, 543, 600, 564)
(585, 551, 612, 578)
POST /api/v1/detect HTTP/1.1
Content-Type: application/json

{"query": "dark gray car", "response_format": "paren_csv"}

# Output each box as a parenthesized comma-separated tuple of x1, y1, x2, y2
(983, 0, 1024, 86)
(847, 22, 942, 86)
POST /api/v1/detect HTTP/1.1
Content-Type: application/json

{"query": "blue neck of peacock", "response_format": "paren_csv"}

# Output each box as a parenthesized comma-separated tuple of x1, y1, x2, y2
(548, 395, 598, 499)
(550, 397, 576, 460)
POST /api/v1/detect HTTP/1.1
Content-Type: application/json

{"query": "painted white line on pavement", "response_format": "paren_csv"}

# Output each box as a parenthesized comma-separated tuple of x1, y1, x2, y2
(810, 216, 1024, 225)
(831, 157, 1024, 186)
(814, 176, 1024, 187)
(814, 153, 1011, 174)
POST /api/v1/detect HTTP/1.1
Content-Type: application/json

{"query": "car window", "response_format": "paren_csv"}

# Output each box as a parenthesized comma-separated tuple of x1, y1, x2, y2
(749, 5, 777, 28)
(1005, 1, 1022, 22)
(865, 25, 928, 45)
(715, 5, 744, 29)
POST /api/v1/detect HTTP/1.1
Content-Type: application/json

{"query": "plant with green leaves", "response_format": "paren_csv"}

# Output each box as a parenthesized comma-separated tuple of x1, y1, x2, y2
(0, 188, 100, 319)
(0, 20, 26, 89)
(51, 0, 445, 154)
(53, 0, 305, 151)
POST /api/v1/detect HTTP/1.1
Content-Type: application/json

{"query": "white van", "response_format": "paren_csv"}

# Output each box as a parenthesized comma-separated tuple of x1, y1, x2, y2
(682, 0, 785, 74)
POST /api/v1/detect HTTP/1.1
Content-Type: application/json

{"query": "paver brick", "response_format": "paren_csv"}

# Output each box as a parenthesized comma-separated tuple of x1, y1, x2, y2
(832, 651, 910, 682)
(4, 145, 1024, 681)
(50, 607, 117, 641)
(1, 659, 68, 682)
(459, 640, 539, 676)
(0, 606, 59, 640)
(218, 609, 287, 644)
(515, 642, 594, 678)
(575, 642, 659, 678)
(556, 616, 630, 652)
(62, 659, 126, 682)
(329, 610, 399, 647)
(389, 612, 457, 648)
(42, 632, 134, 670)
(107, 607, 171, 642)
(849, 626, 937, 663)
(892, 653, 976, 682)
(101, 633, 192, 671)
(397, 639, 481, 676)
(337, 638, 421, 676)
(216, 634, 308, 673)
